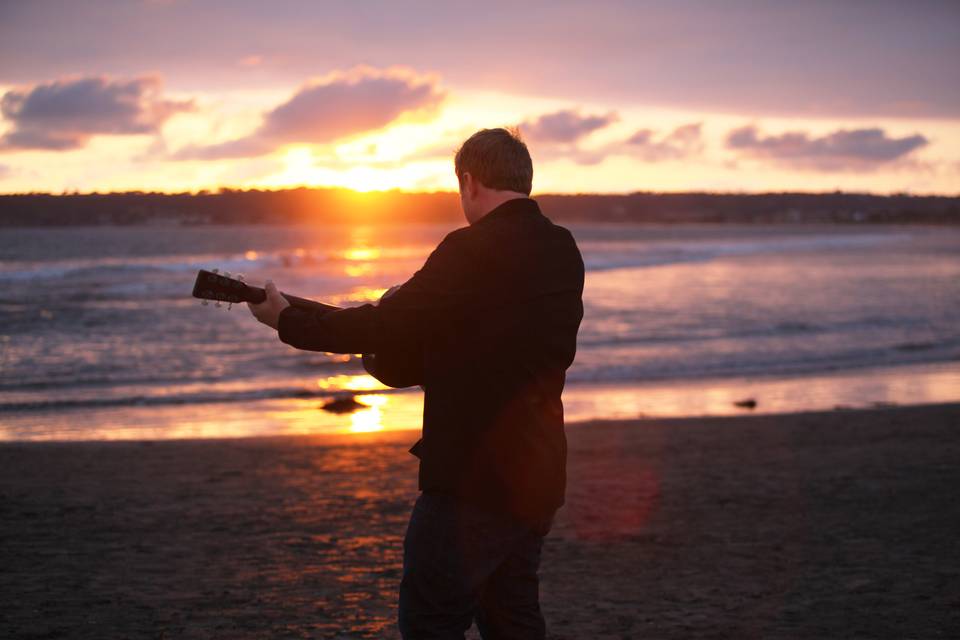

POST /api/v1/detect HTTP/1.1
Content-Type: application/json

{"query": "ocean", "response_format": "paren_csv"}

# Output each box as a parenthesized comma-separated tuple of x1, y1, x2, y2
(1, 221, 958, 440)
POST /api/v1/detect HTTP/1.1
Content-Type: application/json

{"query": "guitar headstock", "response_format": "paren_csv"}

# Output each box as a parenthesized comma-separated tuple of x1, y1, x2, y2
(192, 268, 250, 309)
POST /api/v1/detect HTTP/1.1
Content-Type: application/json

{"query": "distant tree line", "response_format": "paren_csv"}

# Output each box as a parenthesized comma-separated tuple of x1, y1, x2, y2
(0, 187, 957, 226)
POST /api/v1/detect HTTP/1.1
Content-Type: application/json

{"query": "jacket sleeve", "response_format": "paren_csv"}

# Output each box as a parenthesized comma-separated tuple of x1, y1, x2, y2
(361, 344, 424, 388)
(361, 287, 423, 389)
(277, 230, 471, 356)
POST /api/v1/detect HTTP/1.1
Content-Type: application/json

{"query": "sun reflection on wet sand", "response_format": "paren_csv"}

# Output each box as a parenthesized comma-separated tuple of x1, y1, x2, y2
(349, 395, 388, 433)
(316, 374, 386, 392)
(2, 362, 957, 442)
(0, 393, 426, 442)
(561, 360, 960, 422)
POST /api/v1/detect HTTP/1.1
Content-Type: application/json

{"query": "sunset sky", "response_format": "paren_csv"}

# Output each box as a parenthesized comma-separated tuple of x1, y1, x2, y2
(0, 0, 958, 195)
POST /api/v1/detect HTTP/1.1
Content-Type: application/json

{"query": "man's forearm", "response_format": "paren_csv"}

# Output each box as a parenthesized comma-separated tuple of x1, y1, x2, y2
(277, 303, 378, 354)
(276, 231, 465, 355)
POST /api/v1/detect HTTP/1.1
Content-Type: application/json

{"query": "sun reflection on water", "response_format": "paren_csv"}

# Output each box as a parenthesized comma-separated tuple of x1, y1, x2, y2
(349, 285, 390, 302)
(344, 247, 381, 261)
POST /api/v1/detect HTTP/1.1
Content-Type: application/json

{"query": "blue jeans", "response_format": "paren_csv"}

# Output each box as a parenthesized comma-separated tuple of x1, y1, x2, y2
(398, 492, 550, 639)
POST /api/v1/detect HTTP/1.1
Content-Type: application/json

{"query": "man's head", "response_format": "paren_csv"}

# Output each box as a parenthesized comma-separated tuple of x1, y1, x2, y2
(454, 127, 533, 224)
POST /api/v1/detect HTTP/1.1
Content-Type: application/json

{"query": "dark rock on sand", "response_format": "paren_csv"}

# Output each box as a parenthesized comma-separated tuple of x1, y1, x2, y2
(322, 394, 368, 414)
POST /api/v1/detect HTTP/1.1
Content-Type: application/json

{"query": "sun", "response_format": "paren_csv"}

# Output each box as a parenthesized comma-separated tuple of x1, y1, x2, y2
(268, 146, 320, 186)
(261, 145, 445, 192)
(257, 123, 457, 192)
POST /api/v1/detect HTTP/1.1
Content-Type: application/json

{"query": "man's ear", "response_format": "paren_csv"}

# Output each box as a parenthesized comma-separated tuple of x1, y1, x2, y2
(462, 172, 477, 198)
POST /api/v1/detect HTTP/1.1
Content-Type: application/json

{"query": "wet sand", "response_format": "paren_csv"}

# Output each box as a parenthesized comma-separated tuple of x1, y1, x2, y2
(2, 403, 958, 639)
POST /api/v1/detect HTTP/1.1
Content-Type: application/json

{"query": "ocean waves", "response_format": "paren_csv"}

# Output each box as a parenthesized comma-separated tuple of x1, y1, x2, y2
(1, 223, 958, 435)
(0, 381, 410, 414)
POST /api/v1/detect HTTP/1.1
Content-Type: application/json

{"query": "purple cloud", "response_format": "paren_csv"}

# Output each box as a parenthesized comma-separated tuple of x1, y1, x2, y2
(0, 76, 192, 151)
(625, 123, 704, 161)
(726, 125, 929, 170)
(176, 66, 446, 160)
(524, 118, 704, 165)
(520, 109, 618, 145)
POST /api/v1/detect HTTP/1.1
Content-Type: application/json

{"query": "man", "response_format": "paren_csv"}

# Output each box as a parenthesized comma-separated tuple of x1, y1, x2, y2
(248, 127, 584, 639)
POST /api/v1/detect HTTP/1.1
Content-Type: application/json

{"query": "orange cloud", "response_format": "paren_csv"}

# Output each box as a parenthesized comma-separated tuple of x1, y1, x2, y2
(174, 66, 446, 160)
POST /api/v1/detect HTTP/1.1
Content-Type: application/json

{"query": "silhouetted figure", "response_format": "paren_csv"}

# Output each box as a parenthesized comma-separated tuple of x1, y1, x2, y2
(248, 127, 584, 639)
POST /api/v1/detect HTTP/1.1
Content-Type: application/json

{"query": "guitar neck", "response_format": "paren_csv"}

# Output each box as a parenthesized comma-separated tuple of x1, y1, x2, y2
(246, 286, 341, 313)
(191, 269, 341, 313)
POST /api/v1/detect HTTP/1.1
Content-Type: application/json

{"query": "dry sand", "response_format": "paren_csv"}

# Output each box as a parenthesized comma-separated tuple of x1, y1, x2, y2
(2, 403, 958, 639)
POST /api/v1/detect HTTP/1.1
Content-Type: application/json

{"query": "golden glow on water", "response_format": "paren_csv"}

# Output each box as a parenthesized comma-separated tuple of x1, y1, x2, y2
(344, 247, 381, 261)
(348, 285, 390, 302)
(344, 264, 374, 278)
(341, 225, 381, 277)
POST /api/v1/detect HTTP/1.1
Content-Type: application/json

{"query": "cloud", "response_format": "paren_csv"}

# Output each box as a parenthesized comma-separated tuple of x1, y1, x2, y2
(521, 115, 704, 166)
(0, 163, 9, 179)
(519, 109, 618, 145)
(0, 76, 192, 151)
(3, 4, 958, 119)
(624, 122, 704, 161)
(726, 125, 929, 171)
(175, 66, 446, 160)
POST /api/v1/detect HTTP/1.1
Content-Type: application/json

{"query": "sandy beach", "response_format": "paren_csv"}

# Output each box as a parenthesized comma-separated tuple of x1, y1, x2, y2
(2, 402, 958, 639)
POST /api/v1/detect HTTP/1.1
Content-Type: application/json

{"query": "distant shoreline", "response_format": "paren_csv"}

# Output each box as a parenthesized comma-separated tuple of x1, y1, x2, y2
(2, 188, 958, 226)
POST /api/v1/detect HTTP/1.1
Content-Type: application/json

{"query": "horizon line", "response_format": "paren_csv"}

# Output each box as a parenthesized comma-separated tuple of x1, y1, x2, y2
(2, 186, 959, 199)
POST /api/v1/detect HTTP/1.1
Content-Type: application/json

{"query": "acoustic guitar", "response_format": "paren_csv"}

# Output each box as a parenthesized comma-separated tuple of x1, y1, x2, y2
(191, 268, 339, 313)
(192, 269, 423, 388)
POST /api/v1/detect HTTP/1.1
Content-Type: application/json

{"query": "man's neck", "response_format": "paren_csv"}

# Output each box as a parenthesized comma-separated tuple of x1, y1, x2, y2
(471, 192, 529, 224)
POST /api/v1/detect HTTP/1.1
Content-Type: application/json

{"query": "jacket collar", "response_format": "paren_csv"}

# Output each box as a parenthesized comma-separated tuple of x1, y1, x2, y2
(472, 197, 540, 226)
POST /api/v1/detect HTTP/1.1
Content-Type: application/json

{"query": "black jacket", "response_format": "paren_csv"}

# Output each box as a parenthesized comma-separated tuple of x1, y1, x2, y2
(277, 197, 584, 526)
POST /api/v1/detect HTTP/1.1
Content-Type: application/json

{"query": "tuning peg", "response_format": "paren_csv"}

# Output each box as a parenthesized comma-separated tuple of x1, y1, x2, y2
(224, 271, 232, 278)
(201, 299, 209, 306)
(215, 301, 222, 308)
(236, 274, 245, 282)
(227, 302, 233, 310)
(211, 268, 219, 274)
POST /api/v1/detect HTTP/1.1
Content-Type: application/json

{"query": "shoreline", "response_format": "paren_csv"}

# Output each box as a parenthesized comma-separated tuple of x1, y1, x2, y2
(2, 358, 958, 442)
(2, 397, 959, 446)
(2, 402, 958, 638)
